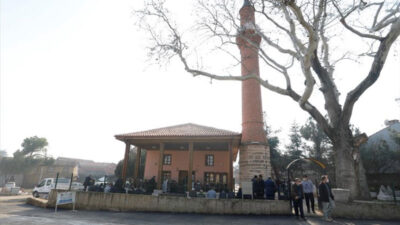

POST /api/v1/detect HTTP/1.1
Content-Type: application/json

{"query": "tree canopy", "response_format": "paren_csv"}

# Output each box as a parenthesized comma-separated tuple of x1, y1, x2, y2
(300, 117, 331, 160)
(114, 147, 147, 179)
(0, 136, 53, 176)
(21, 136, 48, 158)
(286, 122, 305, 159)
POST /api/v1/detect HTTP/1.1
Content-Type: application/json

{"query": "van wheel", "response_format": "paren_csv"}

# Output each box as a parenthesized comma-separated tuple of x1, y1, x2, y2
(32, 191, 39, 198)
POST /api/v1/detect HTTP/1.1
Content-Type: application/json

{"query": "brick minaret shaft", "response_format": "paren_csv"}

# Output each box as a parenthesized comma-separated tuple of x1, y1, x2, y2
(237, 0, 271, 183)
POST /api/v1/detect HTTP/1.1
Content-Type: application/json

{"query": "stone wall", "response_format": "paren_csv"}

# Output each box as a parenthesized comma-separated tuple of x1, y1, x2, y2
(47, 190, 290, 215)
(0, 174, 24, 187)
(26, 197, 48, 208)
(42, 190, 400, 220)
(23, 165, 77, 188)
(332, 201, 400, 220)
(239, 144, 271, 184)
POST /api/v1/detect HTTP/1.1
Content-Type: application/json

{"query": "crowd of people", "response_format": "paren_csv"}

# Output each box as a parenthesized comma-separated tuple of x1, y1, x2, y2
(248, 173, 336, 222)
(291, 174, 335, 222)
(83, 175, 127, 194)
(82, 174, 336, 222)
(251, 175, 278, 200)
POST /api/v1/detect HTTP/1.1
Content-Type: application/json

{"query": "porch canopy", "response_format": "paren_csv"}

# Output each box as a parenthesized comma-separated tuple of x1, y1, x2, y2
(115, 123, 241, 191)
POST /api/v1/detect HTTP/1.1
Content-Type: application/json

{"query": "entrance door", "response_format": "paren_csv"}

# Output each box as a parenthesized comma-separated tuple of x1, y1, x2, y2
(178, 171, 188, 185)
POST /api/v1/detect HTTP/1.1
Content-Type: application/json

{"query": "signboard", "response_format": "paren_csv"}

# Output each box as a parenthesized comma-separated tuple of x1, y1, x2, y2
(11, 187, 20, 195)
(55, 192, 76, 212)
(241, 181, 253, 199)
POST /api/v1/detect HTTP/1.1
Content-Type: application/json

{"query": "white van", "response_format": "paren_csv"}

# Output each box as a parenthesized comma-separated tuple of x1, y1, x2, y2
(70, 182, 85, 191)
(32, 178, 71, 198)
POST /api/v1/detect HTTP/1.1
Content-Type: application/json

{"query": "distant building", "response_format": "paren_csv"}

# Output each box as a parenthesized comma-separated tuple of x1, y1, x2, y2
(55, 157, 116, 181)
(1, 157, 116, 188)
(361, 120, 400, 189)
(23, 163, 78, 188)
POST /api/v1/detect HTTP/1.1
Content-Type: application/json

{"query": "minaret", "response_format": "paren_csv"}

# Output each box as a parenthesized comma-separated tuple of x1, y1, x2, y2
(237, 0, 271, 183)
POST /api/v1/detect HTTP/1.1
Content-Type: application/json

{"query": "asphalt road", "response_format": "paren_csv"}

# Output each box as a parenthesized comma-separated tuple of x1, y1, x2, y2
(0, 195, 398, 225)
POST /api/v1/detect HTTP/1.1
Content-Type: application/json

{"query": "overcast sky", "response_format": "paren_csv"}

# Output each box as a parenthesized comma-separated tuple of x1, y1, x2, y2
(1, 0, 399, 163)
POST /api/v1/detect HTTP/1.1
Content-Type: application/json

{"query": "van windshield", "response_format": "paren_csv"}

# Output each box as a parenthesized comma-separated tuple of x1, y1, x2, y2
(37, 180, 45, 187)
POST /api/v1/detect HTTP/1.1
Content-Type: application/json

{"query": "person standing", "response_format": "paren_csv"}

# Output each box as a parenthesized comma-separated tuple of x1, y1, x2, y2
(291, 178, 306, 220)
(104, 183, 112, 193)
(319, 175, 335, 222)
(236, 187, 243, 199)
(302, 175, 315, 213)
(251, 175, 258, 199)
(264, 177, 276, 200)
(194, 180, 201, 192)
(162, 178, 168, 193)
(206, 185, 217, 199)
(83, 175, 92, 192)
(257, 175, 265, 199)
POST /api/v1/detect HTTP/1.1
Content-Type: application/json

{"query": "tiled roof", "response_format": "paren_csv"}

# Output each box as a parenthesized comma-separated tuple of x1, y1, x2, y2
(362, 121, 400, 151)
(115, 123, 240, 138)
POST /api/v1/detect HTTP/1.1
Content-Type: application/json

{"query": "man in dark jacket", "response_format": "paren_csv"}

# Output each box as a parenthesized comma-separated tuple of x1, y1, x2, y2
(264, 177, 276, 200)
(291, 178, 306, 220)
(318, 175, 335, 222)
(256, 175, 265, 199)
(251, 175, 258, 199)
(83, 175, 92, 192)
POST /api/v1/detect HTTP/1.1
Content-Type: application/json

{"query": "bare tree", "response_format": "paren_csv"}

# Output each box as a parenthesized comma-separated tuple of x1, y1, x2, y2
(136, 0, 400, 199)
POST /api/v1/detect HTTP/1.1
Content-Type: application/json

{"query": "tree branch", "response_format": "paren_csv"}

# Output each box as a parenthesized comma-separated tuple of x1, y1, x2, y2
(372, 2, 400, 32)
(372, 2, 384, 30)
(332, 1, 383, 40)
(342, 19, 400, 124)
(286, 1, 318, 107)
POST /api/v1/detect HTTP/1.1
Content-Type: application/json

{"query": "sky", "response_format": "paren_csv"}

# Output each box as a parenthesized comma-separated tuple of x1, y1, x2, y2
(1, 0, 399, 163)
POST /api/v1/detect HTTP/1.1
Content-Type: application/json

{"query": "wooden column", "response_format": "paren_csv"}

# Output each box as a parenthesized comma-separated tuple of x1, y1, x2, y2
(157, 143, 164, 189)
(134, 147, 141, 180)
(187, 142, 194, 192)
(122, 142, 130, 182)
(228, 142, 233, 191)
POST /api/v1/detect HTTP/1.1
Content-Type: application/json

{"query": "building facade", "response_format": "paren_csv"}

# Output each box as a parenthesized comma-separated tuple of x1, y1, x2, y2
(115, 123, 240, 191)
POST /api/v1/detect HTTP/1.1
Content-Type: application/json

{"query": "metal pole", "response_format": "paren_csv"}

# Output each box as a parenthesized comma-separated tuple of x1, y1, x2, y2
(287, 169, 292, 213)
(392, 183, 397, 204)
(55, 172, 59, 189)
(69, 173, 73, 191)
(316, 178, 322, 210)
(104, 175, 106, 187)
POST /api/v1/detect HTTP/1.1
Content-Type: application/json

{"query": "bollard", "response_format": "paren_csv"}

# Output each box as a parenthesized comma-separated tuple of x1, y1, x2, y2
(287, 170, 292, 213)
(55, 172, 59, 189)
(392, 183, 397, 204)
(69, 173, 73, 191)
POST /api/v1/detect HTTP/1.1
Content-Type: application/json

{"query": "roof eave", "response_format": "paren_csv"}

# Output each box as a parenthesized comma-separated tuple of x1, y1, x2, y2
(115, 134, 241, 142)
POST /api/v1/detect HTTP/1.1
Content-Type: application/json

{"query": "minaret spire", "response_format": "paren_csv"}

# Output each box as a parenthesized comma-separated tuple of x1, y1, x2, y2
(243, 0, 252, 7)
(237, 0, 272, 183)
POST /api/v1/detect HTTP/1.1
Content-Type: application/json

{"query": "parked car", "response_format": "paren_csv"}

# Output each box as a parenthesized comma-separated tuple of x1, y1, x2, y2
(94, 176, 112, 186)
(32, 178, 70, 198)
(1, 182, 20, 195)
(71, 182, 85, 191)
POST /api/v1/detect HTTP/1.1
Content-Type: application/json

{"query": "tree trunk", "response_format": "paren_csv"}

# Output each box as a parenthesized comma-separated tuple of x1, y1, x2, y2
(332, 126, 370, 200)
(355, 150, 371, 200)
